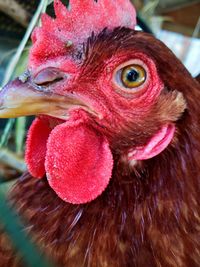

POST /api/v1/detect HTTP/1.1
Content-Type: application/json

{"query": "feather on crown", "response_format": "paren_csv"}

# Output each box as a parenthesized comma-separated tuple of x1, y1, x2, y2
(29, 0, 136, 68)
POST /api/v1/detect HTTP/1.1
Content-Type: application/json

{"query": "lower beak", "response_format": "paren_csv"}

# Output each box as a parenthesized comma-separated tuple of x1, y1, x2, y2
(0, 77, 91, 119)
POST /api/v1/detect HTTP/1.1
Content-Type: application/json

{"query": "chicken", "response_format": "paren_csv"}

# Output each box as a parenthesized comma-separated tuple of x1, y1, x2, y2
(0, 0, 200, 266)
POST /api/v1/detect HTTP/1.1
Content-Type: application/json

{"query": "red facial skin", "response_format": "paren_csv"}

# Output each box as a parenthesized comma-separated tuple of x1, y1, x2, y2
(23, 0, 142, 204)
(24, 1, 183, 204)
(26, 44, 178, 204)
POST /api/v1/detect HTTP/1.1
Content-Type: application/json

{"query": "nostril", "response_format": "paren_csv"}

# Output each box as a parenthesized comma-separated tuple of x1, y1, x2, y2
(33, 67, 65, 86)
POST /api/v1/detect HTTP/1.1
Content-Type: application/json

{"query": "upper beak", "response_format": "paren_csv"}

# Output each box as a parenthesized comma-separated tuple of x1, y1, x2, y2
(0, 72, 94, 119)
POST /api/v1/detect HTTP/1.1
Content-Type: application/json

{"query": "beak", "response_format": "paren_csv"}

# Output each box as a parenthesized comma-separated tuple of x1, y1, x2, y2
(0, 73, 94, 119)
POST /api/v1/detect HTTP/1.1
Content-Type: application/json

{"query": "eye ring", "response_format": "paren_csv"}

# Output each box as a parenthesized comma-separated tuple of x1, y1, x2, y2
(121, 65, 146, 89)
(113, 60, 148, 93)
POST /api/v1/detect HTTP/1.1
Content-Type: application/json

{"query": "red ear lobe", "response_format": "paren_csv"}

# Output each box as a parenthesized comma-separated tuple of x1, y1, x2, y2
(128, 124, 175, 161)
(45, 121, 113, 204)
(25, 118, 51, 178)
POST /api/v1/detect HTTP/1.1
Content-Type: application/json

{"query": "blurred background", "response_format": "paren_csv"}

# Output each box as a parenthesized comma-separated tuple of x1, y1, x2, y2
(0, 0, 199, 184)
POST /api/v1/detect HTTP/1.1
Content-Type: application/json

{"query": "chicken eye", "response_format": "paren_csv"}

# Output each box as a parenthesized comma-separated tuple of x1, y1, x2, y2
(121, 65, 146, 89)
(33, 68, 64, 86)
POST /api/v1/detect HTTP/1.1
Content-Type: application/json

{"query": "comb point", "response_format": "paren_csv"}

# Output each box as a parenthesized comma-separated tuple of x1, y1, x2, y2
(54, 0, 68, 19)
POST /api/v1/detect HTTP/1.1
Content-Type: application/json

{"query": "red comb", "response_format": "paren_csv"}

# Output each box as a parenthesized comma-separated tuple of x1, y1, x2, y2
(29, 0, 136, 68)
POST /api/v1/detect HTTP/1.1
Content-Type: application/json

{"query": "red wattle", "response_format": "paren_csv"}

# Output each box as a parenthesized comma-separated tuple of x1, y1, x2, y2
(45, 120, 113, 204)
(25, 118, 51, 178)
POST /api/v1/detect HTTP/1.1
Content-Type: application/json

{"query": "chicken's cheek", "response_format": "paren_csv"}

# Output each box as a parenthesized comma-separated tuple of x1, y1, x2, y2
(45, 121, 113, 204)
(25, 118, 51, 178)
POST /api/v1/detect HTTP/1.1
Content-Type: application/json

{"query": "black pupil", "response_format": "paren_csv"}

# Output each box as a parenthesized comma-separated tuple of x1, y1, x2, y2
(127, 69, 139, 82)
